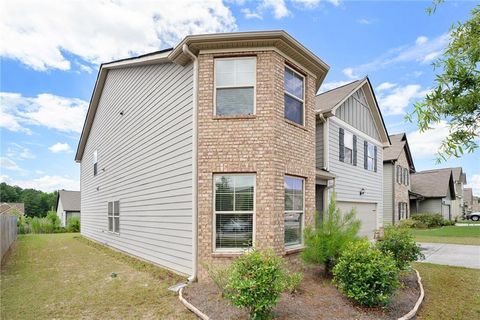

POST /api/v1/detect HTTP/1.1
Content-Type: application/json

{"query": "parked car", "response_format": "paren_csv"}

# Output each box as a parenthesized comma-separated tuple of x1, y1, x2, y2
(465, 212, 480, 221)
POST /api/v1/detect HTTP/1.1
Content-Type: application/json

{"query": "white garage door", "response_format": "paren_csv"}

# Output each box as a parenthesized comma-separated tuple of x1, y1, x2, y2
(337, 201, 377, 239)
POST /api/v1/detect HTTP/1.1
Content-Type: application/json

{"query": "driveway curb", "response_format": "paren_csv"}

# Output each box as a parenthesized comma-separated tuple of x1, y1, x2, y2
(398, 269, 425, 320)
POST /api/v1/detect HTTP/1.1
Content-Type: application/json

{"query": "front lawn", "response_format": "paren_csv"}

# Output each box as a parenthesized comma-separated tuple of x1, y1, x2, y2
(414, 262, 480, 320)
(411, 226, 480, 245)
(0, 233, 195, 320)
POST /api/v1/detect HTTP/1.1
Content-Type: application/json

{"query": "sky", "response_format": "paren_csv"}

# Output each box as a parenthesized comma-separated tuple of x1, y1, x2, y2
(0, 0, 479, 195)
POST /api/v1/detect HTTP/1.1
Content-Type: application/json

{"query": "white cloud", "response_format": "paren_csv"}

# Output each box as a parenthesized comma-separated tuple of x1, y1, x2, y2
(6, 143, 36, 160)
(262, 0, 290, 19)
(343, 67, 358, 79)
(328, 0, 341, 6)
(0, 174, 79, 192)
(0, 92, 88, 134)
(377, 84, 429, 115)
(465, 174, 480, 197)
(357, 18, 371, 25)
(407, 121, 450, 159)
(344, 33, 449, 76)
(292, 0, 321, 9)
(376, 82, 397, 91)
(241, 8, 262, 19)
(319, 80, 353, 93)
(49, 143, 72, 153)
(0, 157, 24, 172)
(416, 36, 428, 45)
(0, 0, 236, 71)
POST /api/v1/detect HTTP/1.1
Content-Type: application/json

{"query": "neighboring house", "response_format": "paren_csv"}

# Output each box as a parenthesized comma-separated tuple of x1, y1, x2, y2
(0, 203, 25, 216)
(464, 188, 473, 213)
(410, 169, 456, 220)
(56, 190, 81, 227)
(382, 133, 416, 225)
(315, 78, 391, 239)
(450, 167, 467, 218)
(472, 196, 480, 212)
(75, 31, 330, 279)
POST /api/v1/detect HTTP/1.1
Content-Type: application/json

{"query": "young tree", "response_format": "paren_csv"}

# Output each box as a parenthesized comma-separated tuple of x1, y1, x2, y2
(407, 5, 480, 162)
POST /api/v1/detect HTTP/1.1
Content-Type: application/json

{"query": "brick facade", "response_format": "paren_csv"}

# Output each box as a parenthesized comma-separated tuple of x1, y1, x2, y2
(196, 50, 317, 280)
(393, 149, 411, 224)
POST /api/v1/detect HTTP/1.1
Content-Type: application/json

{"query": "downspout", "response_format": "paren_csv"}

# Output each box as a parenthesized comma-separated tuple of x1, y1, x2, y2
(183, 44, 198, 282)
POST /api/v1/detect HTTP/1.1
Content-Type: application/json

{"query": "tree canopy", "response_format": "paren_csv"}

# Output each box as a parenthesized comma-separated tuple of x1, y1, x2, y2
(0, 182, 57, 217)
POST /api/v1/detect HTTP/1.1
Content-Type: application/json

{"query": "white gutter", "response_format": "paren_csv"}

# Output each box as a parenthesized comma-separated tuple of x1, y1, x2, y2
(182, 44, 199, 282)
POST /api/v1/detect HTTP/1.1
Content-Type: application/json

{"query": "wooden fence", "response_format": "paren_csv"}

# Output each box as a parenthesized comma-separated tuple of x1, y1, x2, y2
(1, 213, 17, 263)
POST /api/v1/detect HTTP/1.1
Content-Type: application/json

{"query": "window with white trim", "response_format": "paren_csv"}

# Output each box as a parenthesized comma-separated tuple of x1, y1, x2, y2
(344, 131, 354, 164)
(214, 57, 255, 116)
(284, 66, 305, 125)
(284, 176, 304, 247)
(367, 143, 375, 171)
(214, 175, 254, 250)
(93, 150, 98, 176)
(108, 200, 120, 233)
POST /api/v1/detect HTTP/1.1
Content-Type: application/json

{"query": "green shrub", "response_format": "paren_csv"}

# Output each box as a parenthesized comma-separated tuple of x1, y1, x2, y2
(46, 210, 61, 229)
(442, 219, 455, 226)
(224, 249, 298, 320)
(377, 226, 424, 271)
(411, 213, 444, 228)
(67, 216, 80, 232)
(17, 215, 31, 234)
(333, 240, 400, 307)
(30, 217, 55, 233)
(301, 193, 361, 274)
(398, 218, 428, 229)
(283, 271, 303, 294)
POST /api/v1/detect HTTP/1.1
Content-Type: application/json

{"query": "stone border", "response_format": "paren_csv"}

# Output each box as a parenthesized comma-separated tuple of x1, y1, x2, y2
(179, 287, 210, 320)
(398, 269, 425, 320)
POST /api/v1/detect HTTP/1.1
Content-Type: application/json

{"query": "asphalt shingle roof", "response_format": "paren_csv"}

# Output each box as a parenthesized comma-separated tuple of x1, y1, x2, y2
(315, 79, 362, 113)
(411, 169, 454, 198)
(57, 190, 81, 211)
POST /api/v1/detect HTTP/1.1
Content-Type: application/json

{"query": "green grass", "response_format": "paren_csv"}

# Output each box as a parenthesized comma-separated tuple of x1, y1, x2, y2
(411, 226, 480, 245)
(415, 262, 480, 320)
(0, 233, 195, 320)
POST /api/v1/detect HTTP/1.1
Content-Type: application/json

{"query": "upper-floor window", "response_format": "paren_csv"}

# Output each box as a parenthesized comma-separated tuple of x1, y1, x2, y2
(214, 57, 256, 116)
(93, 150, 98, 176)
(343, 130, 354, 164)
(403, 168, 409, 186)
(214, 174, 255, 251)
(366, 143, 376, 171)
(284, 176, 304, 247)
(284, 66, 305, 125)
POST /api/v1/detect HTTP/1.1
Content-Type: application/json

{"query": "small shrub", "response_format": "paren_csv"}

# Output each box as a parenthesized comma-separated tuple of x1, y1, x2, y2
(284, 271, 303, 294)
(411, 213, 444, 228)
(224, 249, 298, 320)
(203, 262, 230, 295)
(301, 193, 361, 274)
(46, 210, 61, 229)
(442, 219, 455, 226)
(377, 226, 424, 271)
(17, 215, 31, 234)
(67, 216, 80, 232)
(333, 240, 400, 307)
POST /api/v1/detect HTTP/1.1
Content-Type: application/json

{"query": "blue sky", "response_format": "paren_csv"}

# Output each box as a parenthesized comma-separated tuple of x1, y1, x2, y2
(1, 0, 479, 194)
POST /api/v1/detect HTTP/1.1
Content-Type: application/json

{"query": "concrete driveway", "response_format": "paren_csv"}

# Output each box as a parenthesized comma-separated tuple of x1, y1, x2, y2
(419, 243, 480, 269)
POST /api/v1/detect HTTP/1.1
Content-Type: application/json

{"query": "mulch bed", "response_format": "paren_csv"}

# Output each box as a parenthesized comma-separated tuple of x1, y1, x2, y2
(183, 265, 420, 320)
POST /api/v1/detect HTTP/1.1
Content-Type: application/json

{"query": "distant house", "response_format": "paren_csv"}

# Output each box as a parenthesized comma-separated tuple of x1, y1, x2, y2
(450, 167, 467, 218)
(56, 190, 81, 227)
(0, 203, 25, 216)
(472, 196, 480, 212)
(464, 188, 473, 214)
(315, 77, 391, 238)
(382, 133, 416, 225)
(410, 169, 456, 220)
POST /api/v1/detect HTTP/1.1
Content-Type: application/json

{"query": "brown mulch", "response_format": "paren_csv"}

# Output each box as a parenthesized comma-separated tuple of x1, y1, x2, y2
(183, 265, 420, 320)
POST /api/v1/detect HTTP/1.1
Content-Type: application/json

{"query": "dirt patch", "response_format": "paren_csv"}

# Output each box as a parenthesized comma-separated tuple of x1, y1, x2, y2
(183, 265, 420, 320)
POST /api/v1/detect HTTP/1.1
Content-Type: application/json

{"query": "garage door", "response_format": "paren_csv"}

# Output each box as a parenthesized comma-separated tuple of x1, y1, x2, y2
(337, 201, 377, 239)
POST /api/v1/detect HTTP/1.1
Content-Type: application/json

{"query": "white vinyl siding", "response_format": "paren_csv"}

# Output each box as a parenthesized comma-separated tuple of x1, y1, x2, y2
(80, 62, 194, 275)
(214, 57, 256, 116)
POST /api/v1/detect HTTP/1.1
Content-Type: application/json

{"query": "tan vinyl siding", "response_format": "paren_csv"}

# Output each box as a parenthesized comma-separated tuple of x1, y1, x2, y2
(383, 163, 394, 225)
(80, 62, 194, 275)
(336, 89, 380, 140)
(415, 199, 442, 214)
(315, 120, 324, 168)
(328, 118, 383, 230)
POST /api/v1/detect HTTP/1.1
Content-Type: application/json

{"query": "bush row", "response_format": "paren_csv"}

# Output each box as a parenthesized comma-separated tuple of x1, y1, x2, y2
(399, 213, 455, 229)
(17, 211, 80, 234)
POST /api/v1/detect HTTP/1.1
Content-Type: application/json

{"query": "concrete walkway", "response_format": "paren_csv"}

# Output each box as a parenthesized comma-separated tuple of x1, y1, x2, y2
(419, 243, 480, 269)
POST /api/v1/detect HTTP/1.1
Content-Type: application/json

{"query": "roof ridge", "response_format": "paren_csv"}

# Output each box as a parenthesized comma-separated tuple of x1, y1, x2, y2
(316, 78, 362, 96)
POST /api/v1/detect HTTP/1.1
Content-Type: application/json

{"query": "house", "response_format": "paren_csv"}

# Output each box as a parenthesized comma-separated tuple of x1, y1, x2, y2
(472, 196, 480, 212)
(464, 187, 473, 214)
(382, 133, 416, 225)
(75, 30, 330, 279)
(450, 167, 467, 218)
(56, 190, 81, 227)
(0, 203, 25, 216)
(315, 78, 391, 238)
(410, 169, 456, 220)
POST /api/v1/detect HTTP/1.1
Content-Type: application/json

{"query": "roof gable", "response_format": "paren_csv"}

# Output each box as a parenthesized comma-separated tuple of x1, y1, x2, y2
(383, 133, 416, 171)
(411, 169, 455, 198)
(56, 190, 81, 212)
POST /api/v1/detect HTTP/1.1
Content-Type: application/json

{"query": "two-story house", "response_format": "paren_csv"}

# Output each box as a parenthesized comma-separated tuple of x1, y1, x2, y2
(75, 31, 330, 280)
(315, 78, 391, 238)
(382, 133, 416, 225)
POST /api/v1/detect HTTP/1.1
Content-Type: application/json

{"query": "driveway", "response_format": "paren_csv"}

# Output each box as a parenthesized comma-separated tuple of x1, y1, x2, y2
(419, 242, 480, 269)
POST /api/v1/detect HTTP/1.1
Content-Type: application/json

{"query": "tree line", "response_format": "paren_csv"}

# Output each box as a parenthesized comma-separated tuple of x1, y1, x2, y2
(0, 182, 57, 217)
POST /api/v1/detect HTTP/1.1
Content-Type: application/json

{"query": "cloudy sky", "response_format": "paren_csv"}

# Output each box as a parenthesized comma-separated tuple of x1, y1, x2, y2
(1, 0, 479, 195)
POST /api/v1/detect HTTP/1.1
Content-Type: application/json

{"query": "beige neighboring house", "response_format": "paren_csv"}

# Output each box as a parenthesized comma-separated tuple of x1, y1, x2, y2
(0, 203, 25, 216)
(75, 31, 331, 280)
(410, 169, 456, 220)
(315, 78, 390, 239)
(382, 133, 416, 225)
(472, 196, 480, 212)
(463, 188, 473, 213)
(56, 190, 81, 227)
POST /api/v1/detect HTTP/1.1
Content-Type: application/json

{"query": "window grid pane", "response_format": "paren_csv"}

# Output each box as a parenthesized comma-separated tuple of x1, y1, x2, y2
(216, 214, 253, 249)
(284, 176, 304, 247)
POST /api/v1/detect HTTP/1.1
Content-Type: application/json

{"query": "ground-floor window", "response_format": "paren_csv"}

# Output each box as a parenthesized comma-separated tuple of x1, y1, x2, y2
(214, 174, 255, 251)
(284, 176, 304, 247)
(107, 201, 120, 233)
(398, 202, 407, 221)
